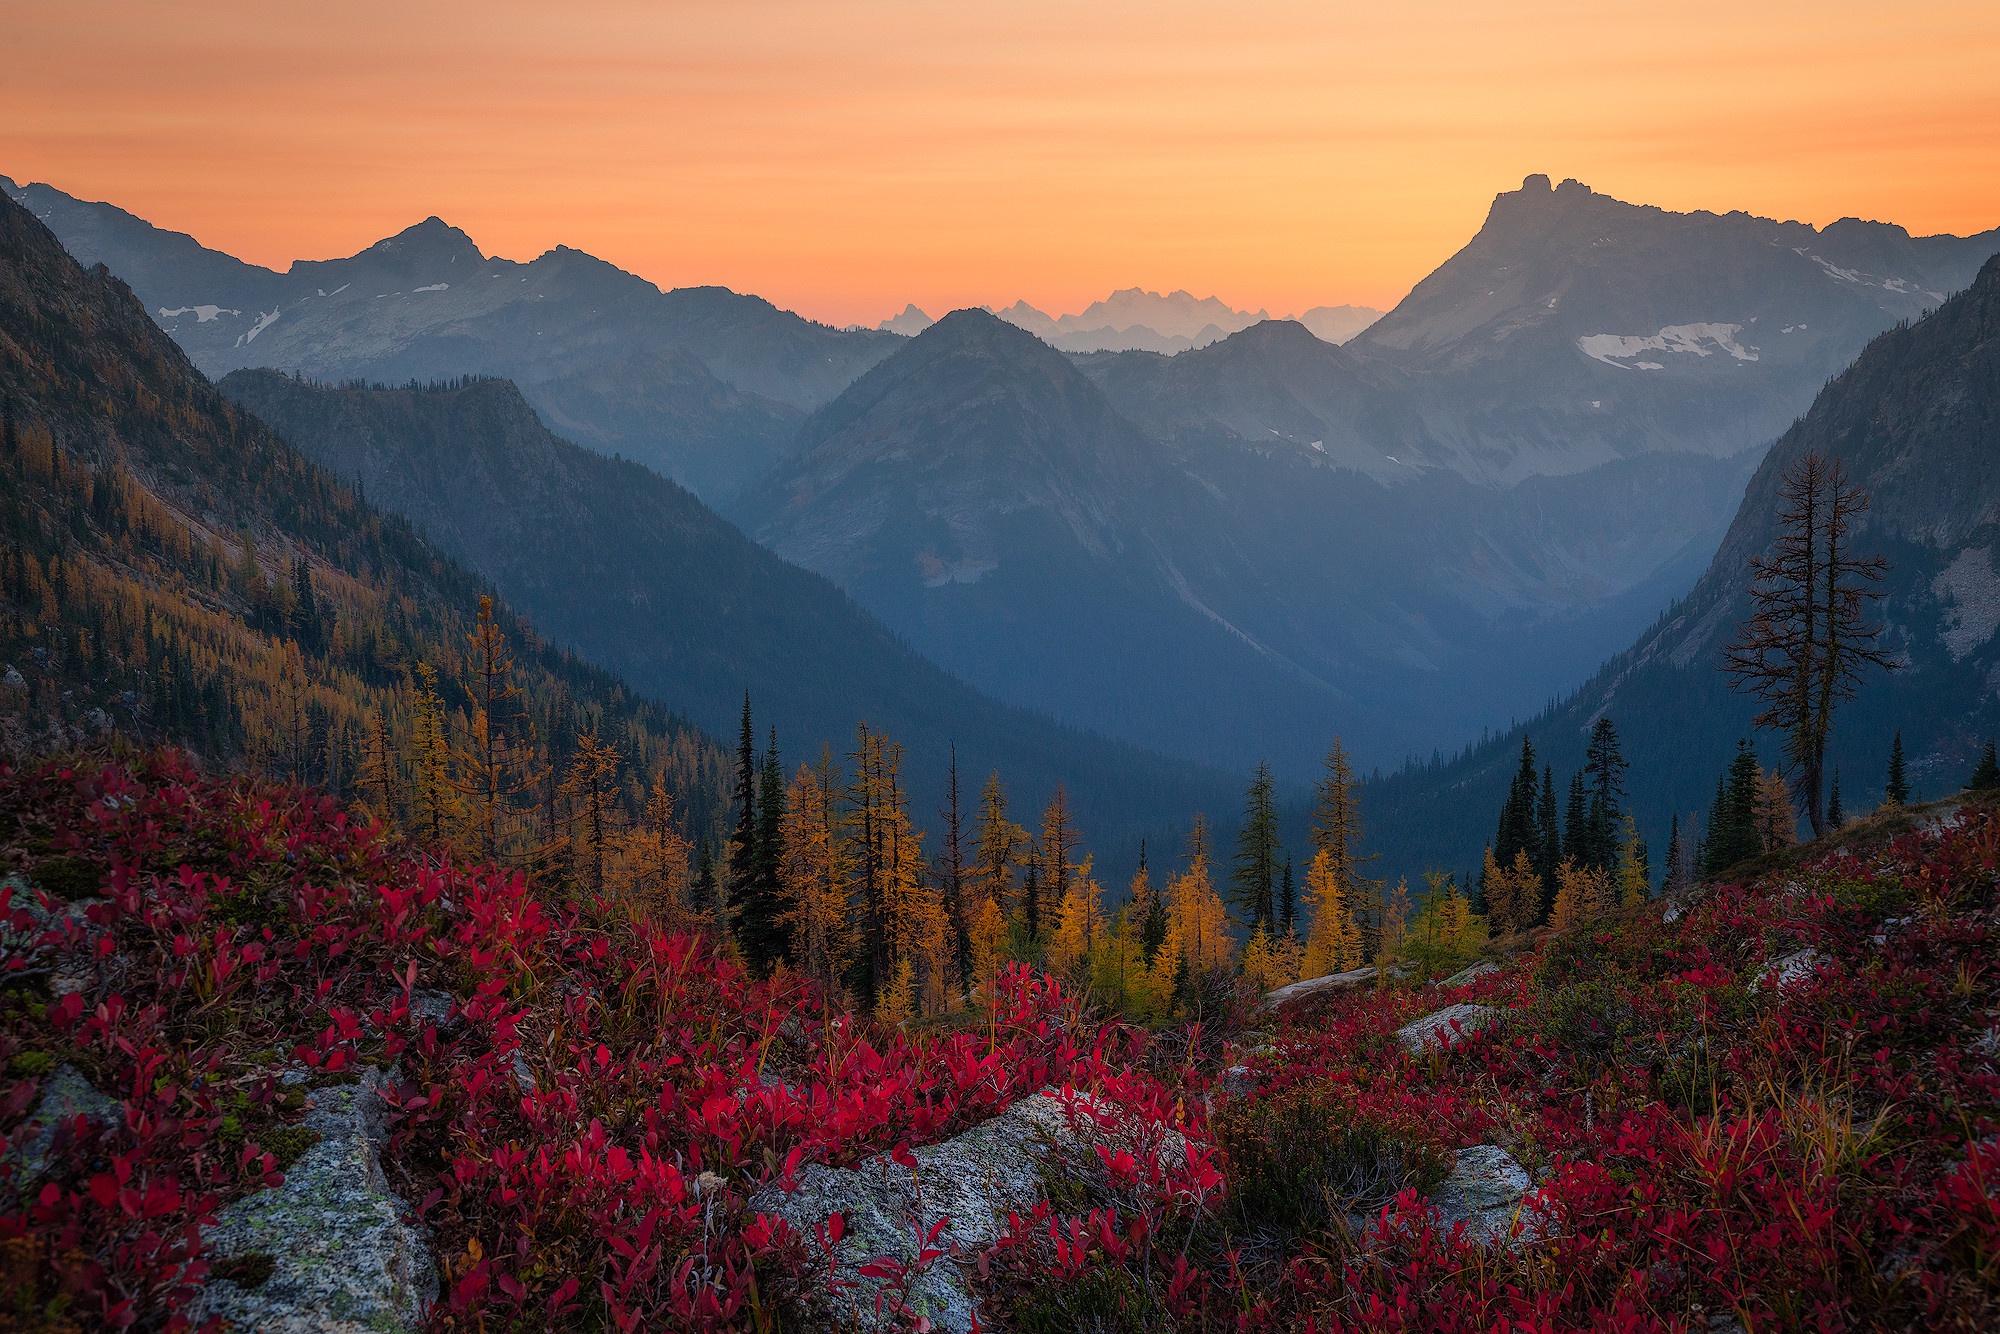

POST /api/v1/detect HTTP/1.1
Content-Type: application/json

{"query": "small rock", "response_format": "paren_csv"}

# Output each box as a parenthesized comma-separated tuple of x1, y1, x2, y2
(1396, 1003, 1501, 1054)
(1439, 961, 1499, 990)
(1753, 948, 1827, 995)
(1428, 1144, 1533, 1247)
(1, 666, 23, 691)
(189, 1067, 437, 1334)
(1263, 966, 1377, 1009)
(405, 989, 461, 1034)
(752, 1089, 1184, 1334)
(14, 1064, 122, 1181)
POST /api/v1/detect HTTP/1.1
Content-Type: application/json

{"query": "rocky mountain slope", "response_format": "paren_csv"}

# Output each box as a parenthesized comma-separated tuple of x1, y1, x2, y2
(0, 177, 897, 502)
(1349, 172, 2000, 484)
(223, 367, 1234, 842)
(1362, 250, 2000, 884)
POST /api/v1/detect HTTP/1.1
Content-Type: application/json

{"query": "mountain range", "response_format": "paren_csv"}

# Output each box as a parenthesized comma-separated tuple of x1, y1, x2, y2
(219, 366, 1235, 846)
(877, 290, 1382, 354)
(0, 177, 896, 504)
(10, 170, 1996, 785)
(1363, 248, 2000, 885)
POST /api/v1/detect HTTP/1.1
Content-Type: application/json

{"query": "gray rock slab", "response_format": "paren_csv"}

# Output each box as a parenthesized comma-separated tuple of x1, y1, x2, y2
(1439, 961, 1500, 990)
(1429, 1144, 1533, 1247)
(1396, 1003, 1501, 1053)
(751, 1089, 1182, 1334)
(1263, 966, 1377, 1009)
(189, 1068, 437, 1334)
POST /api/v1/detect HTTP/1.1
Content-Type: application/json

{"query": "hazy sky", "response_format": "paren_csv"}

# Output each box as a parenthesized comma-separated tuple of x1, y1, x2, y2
(4, 0, 1997, 327)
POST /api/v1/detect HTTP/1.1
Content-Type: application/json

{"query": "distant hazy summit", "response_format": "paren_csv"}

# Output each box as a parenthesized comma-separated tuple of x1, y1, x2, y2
(876, 288, 1383, 353)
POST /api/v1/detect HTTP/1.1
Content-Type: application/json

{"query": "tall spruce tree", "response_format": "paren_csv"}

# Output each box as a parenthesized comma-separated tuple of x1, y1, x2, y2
(1535, 765, 1561, 886)
(1563, 773, 1590, 869)
(1279, 857, 1296, 937)
(1231, 761, 1282, 931)
(727, 694, 785, 970)
(1493, 737, 1539, 872)
(731, 724, 789, 973)
(1826, 770, 1845, 828)
(937, 746, 971, 986)
(1885, 731, 1910, 806)
(1703, 741, 1765, 875)
(1583, 718, 1628, 871)
(1139, 841, 1167, 963)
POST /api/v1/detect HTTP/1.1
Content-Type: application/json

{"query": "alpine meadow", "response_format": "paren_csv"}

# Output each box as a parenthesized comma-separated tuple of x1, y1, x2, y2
(4, 4, 2000, 1330)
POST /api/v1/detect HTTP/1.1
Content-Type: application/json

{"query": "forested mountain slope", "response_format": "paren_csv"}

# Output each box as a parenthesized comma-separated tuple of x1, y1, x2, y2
(222, 367, 1237, 845)
(1361, 251, 2000, 886)
(0, 190, 732, 838)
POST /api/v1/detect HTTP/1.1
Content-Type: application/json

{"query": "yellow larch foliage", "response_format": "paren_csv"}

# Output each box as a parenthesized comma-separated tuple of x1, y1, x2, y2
(1299, 848, 1363, 978)
(1046, 855, 1106, 979)
(613, 771, 693, 928)
(1616, 814, 1651, 909)
(1240, 924, 1301, 993)
(1549, 858, 1611, 931)
(1754, 767, 1799, 851)
(775, 757, 854, 993)
(1166, 822, 1234, 975)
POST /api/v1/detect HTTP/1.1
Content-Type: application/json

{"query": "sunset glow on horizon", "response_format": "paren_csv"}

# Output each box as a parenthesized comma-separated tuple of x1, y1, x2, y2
(4, 0, 1997, 328)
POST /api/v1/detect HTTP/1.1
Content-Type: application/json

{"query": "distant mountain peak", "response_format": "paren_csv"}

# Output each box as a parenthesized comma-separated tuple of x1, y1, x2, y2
(878, 303, 934, 335)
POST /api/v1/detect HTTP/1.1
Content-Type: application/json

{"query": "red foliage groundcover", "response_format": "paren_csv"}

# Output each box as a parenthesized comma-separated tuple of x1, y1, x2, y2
(3, 752, 1998, 1332)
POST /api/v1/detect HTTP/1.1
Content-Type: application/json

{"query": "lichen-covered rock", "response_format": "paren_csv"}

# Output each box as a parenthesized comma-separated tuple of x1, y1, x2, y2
(1439, 961, 1500, 990)
(13, 1064, 121, 1183)
(189, 1068, 436, 1334)
(1753, 948, 1828, 994)
(1263, 966, 1377, 1009)
(1428, 1144, 1533, 1247)
(751, 1089, 1182, 1334)
(1396, 1003, 1501, 1053)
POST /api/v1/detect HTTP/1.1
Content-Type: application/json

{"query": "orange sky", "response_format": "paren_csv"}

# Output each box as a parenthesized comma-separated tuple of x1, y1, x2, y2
(3, 0, 1997, 327)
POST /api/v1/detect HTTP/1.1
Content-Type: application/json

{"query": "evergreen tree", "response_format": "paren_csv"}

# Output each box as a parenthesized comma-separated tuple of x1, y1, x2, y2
(290, 555, 324, 653)
(694, 840, 719, 919)
(726, 694, 759, 892)
(1583, 717, 1628, 871)
(1038, 785, 1080, 939)
(1279, 857, 1295, 937)
(1535, 765, 1561, 886)
(1884, 731, 1909, 806)
(1662, 814, 1684, 896)
(1563, 772, 1590, 870)
(1139, 842, 1168, 964)
(937, 746, 971, 987)
(1967, 741, 1999, 793)
(1703, 741, 1765, 875)
(731, 721, 789, 974)
(1231, 761, 1281, 931)
(728, 700, 788, 972)
(1826, 770, 1845, 828)
(1493, 737, 1538, 872)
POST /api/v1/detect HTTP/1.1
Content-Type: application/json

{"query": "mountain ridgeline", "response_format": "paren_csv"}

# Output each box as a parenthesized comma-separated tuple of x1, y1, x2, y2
(219, 366, 1238, 846)
(1362, 250, 2000, 886)
(0, 189, 733, 847)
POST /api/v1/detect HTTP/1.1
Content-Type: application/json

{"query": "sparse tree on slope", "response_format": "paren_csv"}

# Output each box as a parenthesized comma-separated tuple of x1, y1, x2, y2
(1884, 731, 1910, 807)
(1725, 452, 1895, 837)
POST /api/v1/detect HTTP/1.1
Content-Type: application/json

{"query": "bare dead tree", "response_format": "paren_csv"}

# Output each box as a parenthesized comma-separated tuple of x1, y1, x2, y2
(1724, 453, 1894, 837)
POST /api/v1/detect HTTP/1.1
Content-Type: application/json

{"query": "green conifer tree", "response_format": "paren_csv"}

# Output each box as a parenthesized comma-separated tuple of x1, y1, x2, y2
(1884, 731, 1909, 807)
(1966, 740, 1999, 793)
(1231, 761, 1282, 930)
(1826, 770, 1845, 827)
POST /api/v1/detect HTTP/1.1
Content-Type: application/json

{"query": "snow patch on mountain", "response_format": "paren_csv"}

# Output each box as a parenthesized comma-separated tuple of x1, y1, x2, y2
(1576, 323, 1759, 369)
(237, 309, 281, 345)
(159, 305, 238, 323)
(1933, 547, 2000, 661)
